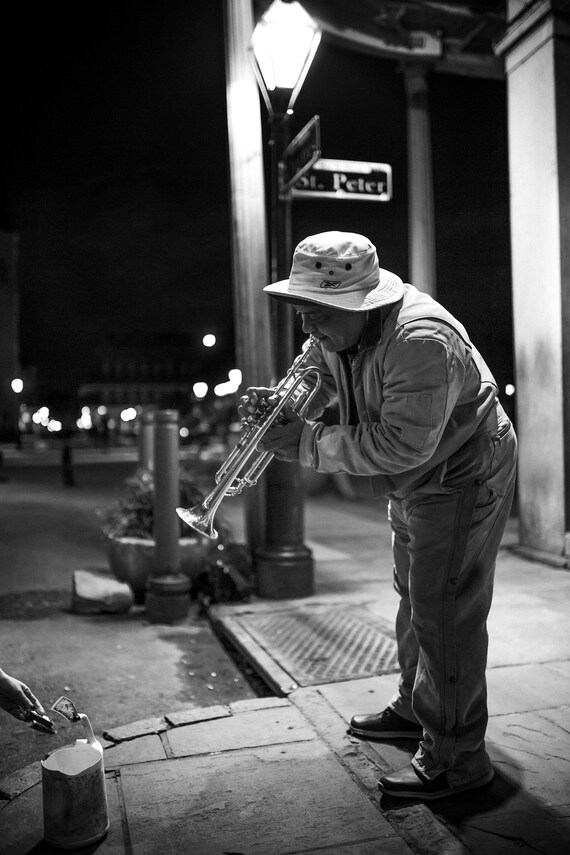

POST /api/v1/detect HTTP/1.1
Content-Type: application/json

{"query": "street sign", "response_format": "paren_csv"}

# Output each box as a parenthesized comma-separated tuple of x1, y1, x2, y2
(280, 115, 321, 193)
(291, 158, 392, 202)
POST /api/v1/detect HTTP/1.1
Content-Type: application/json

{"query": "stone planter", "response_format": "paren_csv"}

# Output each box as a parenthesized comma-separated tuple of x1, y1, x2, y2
(105, 535, 215, 604)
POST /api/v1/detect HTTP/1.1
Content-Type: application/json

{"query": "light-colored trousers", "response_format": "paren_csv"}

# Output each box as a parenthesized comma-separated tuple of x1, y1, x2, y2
(388, 420, 517, 786)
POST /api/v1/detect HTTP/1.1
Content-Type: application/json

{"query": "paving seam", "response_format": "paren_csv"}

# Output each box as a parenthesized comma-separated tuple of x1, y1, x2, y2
(291, 686, 468, 855)
(110, 768, 133, 855)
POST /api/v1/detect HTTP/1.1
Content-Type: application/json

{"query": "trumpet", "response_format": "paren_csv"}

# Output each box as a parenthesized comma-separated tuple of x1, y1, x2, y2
(176, 335, 322, 539)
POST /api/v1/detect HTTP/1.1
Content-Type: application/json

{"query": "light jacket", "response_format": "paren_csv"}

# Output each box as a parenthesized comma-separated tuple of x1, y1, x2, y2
(296, 284, 510, 499)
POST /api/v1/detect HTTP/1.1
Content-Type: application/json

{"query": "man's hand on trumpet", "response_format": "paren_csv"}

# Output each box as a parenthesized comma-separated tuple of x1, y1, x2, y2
(238, 387, 305, 462)
(238, 387, 278, 425)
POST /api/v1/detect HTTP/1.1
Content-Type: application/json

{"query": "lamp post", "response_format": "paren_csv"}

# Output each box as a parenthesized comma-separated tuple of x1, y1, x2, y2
(249, 0, 321, 598)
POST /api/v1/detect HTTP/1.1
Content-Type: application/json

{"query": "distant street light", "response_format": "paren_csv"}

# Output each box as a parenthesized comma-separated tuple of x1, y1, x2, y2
(249, 0, 322, 598)
(11, 378, 23, 394)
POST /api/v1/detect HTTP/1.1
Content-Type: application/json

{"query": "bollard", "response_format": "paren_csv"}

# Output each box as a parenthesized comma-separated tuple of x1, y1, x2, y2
(61, 441, 75, 487)
(147, 410, 188, 623)
(138, 411, 155, 472)
(153, 410, 180, 575)
(145, 574, 190, 624)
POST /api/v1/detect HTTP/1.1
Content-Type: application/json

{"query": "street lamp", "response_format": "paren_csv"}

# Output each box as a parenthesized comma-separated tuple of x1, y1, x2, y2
(249, 0, 322, 598)
(250, 0, 321, 122)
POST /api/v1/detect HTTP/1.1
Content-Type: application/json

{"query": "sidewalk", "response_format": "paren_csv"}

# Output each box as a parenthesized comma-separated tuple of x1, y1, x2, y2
(2, 488, 570, 853)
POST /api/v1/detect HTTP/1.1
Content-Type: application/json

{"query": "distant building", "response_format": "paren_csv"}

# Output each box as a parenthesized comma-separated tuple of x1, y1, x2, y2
(78, 331, 197, 417)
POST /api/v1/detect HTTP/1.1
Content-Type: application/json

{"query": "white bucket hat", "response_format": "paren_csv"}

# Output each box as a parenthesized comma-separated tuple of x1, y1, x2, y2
(264, 231, 404, 312)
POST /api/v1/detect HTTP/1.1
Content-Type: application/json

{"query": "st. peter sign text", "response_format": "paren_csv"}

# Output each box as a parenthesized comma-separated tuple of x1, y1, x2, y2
(291, 158, 392, 202)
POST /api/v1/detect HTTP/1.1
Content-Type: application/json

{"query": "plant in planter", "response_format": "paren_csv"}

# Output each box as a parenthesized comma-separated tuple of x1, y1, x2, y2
(100, 467, 231, 603)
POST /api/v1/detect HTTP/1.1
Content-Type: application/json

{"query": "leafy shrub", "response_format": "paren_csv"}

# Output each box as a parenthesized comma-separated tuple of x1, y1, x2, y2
(100, 467, 231, 542)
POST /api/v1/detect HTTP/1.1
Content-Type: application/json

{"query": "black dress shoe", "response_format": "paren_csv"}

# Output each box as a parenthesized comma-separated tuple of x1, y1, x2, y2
(378, 763, 495, 800)
(349, 707, 423, 739)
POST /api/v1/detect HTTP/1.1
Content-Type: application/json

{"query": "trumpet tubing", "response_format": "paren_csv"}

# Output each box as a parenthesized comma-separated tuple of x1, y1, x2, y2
(176, 336, 321, 540)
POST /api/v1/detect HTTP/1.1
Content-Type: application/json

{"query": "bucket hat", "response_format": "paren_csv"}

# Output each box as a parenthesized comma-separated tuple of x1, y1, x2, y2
(264, 231, 404, 312)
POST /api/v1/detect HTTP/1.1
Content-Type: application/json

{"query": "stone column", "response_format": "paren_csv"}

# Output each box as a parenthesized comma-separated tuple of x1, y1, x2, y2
(223, 0, 273, 551)
(403, 63, 436, 297)
(495, 1, 570, 566)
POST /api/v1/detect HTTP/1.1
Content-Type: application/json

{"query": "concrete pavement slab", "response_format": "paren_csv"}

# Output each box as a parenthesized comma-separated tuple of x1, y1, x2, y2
(486, 709, 570, 805)
(165, 703, 232, 727)
(487, 552, 570, 666)
(429, 769, 570, 855)
(439, 807, 570, 855)
(486, 661, 570, 714)
(165, 704, 316, 757)
(104, 734, 167, 769)
(119, 740, 411, 855)
(105, 716, 169, 742)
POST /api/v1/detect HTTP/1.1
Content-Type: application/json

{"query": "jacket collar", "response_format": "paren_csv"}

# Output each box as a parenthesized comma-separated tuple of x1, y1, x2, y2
(354, 300, 403, 353)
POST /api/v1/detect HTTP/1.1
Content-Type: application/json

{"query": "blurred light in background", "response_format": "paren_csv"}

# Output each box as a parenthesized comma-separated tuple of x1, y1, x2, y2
(32, 406, 50, 427)
(77, 407, 93, 430)
(193, 382, 208, 399)
(11, 378, 24, 393)
(214, 368, 243, 397)
(202, 334, 216, 347)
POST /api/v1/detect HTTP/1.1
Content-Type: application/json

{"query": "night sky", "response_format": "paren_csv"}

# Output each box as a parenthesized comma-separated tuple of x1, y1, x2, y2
(2, 1, 513, 414)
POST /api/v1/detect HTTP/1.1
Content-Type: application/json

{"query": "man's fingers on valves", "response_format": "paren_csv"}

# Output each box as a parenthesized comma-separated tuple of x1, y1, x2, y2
(239, 391, 279, 426)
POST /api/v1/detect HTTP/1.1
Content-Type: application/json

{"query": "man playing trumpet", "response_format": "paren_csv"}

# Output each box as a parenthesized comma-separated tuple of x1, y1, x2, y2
(238, 230, 517, 801)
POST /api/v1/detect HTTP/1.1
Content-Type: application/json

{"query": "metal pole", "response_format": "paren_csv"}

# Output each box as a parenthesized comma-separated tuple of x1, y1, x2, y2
(153, 410, 180, 575)
(254, 112, 314, 599)
(138, 411, 155, 472)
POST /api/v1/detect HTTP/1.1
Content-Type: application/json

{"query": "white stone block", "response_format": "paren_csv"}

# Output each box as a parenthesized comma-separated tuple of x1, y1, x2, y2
(71, 569, 134, 614)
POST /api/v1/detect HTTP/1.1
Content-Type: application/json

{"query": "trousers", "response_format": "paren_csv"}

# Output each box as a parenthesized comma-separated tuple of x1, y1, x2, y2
(388, 420, 517, 785)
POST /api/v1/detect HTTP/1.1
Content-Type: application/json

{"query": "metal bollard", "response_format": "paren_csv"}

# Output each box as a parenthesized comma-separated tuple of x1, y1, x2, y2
(147, 410, 188, 623)
(153, 410, 180, 575)
(138, 411, 155, 472)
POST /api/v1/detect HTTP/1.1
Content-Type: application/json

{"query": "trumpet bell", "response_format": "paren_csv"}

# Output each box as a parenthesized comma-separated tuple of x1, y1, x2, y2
(176, 506, 218, 540)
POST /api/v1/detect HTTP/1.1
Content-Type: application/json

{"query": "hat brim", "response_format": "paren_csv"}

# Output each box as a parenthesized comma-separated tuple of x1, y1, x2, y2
(264, 270, 404, 312)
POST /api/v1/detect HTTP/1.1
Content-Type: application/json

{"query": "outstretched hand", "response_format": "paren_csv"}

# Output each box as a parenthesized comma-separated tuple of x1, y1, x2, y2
(0, 668, 45, 721)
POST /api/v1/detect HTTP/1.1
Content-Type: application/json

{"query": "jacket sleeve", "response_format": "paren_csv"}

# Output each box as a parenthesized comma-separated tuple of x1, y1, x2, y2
(299, 333, 468, 476)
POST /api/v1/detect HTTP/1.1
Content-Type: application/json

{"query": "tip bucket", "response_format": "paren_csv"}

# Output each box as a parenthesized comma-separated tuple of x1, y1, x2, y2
(42, 743, 109, 848)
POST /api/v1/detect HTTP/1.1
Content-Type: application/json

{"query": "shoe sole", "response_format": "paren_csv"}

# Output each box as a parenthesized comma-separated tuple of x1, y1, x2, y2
(349, 726, 423, 740)
(378, 770, 495, 800)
